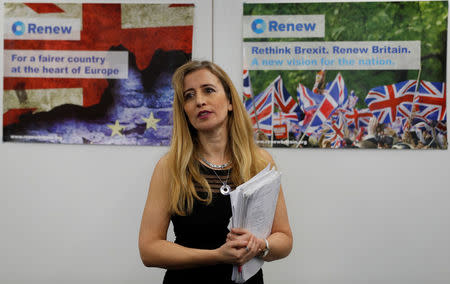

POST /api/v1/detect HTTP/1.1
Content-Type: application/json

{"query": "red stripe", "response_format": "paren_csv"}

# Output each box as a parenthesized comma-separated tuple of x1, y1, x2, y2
(338, 75, 343, 98)
(281, 113, 298, 119)
(405, 80, 417, 91)
(25, 4, 65, 13)
(348, 109, 359, 128)
(421, 81, 438, 95)
(377, 110, 386, 123)
(398, 108, 410, 118)
(274, 94, 284, 110)
(3, 108, 36, 126)
(258, 129, 272, 135)
(255, 88, 271, 110)
(419, 107, 439, 118)
(169, 4, 195, 7)
(256, 106, 272, 121)
(285, 100, 296, 111)
(300, 85, 314, 106)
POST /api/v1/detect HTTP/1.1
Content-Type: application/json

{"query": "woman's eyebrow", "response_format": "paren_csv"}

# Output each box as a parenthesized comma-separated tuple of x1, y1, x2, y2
(200, 83, 216, 89)
(183, 84, 216, 94)
(183, 88, 194, 95)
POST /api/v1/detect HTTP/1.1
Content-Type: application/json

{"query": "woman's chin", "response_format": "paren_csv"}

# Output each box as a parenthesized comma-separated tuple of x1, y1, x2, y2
(194, 123, 228, 134)
(191, 118, 229, 133)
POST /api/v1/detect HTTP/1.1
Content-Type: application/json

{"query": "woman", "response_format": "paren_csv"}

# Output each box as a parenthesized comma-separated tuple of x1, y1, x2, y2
(139, 60, 292, 283)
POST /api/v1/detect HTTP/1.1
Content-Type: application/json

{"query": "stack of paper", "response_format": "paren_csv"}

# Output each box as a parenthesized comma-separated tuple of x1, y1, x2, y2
(229, 164, 281, 283)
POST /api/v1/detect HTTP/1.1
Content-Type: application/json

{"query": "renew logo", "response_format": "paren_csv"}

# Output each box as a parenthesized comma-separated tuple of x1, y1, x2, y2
(5, 18, 81, 40)
(251, 18, 316, 34)
(11, 21, 73, 36)
(243, 15, 325, 38)
(12, 21, 25, 36)
(251, 19, 267, 34)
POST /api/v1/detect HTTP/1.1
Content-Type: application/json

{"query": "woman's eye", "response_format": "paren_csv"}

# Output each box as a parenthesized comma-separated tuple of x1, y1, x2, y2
(205, 87, 215, 94)
(184, 93, 194, 100)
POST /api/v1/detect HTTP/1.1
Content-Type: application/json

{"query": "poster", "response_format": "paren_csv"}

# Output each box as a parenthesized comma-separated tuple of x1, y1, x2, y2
(243, 1, 447, 149)
(3, 3, 194, 145)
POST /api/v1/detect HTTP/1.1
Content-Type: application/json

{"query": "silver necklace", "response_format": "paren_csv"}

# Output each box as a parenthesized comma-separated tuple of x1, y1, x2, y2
(200, 157, 231, 170)
(211, 168, 231, 195)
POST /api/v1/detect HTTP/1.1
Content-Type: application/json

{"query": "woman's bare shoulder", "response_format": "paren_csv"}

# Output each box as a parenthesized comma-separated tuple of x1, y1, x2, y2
(155, 153, 170, 168)
(150, 153, 171, 187)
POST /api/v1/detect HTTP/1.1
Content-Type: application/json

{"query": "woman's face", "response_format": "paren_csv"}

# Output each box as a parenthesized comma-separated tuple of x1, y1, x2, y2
(182, 68, 232, 133)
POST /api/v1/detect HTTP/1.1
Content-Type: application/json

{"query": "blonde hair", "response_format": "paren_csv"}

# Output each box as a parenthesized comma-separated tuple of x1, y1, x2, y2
(168, 60, 267, 215)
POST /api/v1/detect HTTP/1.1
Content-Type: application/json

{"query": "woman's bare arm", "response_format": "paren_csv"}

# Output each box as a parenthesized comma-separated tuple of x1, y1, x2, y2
(259, 148, 293, 261)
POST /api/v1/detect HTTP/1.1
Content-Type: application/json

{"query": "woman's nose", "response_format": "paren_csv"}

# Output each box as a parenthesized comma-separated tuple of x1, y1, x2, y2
(195, 93, 206, 107)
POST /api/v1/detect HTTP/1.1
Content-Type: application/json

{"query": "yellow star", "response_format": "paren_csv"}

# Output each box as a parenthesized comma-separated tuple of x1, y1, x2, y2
(142, 112, 160, 131)
(107, 120, 125, 137)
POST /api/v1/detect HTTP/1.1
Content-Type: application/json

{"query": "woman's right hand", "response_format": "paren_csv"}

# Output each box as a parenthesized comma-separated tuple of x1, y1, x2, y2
(216, 229, 264, 266)
(215, 239, 252, 266)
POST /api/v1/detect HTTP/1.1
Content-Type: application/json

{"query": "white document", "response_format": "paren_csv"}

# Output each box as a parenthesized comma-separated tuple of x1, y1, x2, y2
(229, 164, 281, 283)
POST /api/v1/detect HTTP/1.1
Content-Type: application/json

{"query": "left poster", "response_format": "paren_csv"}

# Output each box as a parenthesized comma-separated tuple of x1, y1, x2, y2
(2, 3, 194, 145)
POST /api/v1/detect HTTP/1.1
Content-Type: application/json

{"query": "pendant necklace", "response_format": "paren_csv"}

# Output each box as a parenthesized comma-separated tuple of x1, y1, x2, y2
(200, 157, 231, 170)
(212, 167, 231, 195)
(200, 157, 232, 195)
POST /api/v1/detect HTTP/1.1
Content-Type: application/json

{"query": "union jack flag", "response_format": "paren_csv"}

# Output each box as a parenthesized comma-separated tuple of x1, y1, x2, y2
(324, 115, 345, 148)
(298, 108, 321, 135)
(245, 84, 274, 137)
(273, 111, 299, 132)
(297, 82, 323, 111)
(365, 80, 417, 124)
(308, 73, 346, 127)
(243, 69, 253, 99)
(344, 108, 373, 129)
(273, 76, 303, 120)
(3, 3, 193, 127)
(413, 81, 446, 122)
(273, 111, 299, 124)
(325, 73, 348, 107)
(308, 94, 338, 127)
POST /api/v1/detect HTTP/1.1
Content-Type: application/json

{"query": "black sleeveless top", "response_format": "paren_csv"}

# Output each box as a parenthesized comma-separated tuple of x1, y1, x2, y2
(163, 163, 263, 284)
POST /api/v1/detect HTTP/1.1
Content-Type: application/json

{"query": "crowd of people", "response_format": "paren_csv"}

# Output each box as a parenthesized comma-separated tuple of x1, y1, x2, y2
(262, 116, 448, 149)
(250, 70, 447, 150)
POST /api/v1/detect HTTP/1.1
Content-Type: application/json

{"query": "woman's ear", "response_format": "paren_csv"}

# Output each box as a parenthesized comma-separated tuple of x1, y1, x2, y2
(226, 91, 233, 112)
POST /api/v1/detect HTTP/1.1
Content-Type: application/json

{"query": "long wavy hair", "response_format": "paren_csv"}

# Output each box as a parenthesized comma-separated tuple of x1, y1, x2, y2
(167, 60, 267, 215)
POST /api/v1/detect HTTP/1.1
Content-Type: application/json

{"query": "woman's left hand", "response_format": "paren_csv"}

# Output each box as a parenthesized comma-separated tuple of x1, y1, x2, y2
(226, 228, 264, 264)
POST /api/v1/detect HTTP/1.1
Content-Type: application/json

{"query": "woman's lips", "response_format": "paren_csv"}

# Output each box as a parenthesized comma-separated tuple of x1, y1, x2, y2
(197, 110, 211, 119)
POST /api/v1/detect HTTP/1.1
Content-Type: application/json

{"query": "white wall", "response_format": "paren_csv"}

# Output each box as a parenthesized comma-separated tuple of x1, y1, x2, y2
(0, 1, 211, 283)
(1, 0, 450, 284)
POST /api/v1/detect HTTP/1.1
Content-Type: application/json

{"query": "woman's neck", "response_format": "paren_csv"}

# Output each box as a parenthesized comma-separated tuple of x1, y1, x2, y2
(197, 129, 230, 165)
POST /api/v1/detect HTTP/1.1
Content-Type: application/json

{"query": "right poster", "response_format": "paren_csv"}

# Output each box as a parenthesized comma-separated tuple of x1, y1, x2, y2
(243, 1, 447, 149)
